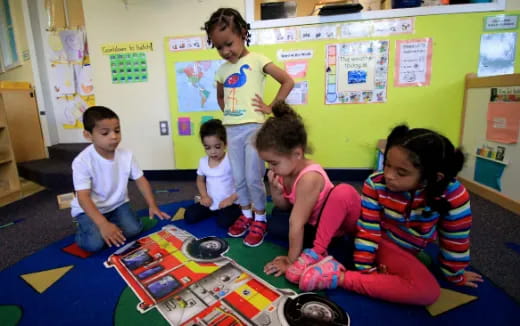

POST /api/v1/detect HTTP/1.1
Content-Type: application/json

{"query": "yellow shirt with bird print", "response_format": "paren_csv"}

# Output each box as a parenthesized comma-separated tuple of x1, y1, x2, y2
(215, 52, 271, 125)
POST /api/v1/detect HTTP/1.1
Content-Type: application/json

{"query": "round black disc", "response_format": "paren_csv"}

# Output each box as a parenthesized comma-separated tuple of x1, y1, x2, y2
(283, 293, 349, 326)
(186, 236, 229, 260)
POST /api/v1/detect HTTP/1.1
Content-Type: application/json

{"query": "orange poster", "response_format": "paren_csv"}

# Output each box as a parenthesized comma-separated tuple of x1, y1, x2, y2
(486, 102, 520, 144)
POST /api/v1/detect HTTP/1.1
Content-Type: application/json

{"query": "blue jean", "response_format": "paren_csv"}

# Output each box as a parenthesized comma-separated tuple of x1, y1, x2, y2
(74, 202, 143, 252)
(226, 123, 266, 211)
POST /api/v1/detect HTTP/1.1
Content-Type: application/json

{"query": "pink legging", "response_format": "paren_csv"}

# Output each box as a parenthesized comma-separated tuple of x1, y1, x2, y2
(312, 183, 361, 255)
(314, 184, 440, 306)
(343, 237, 441, 305)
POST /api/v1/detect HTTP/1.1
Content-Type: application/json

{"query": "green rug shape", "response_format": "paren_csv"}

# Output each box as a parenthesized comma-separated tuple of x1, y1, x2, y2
(140, 216, 158, 232)
(115, 287, 168, 326)
(225, 237, 300, 292)
(0, 305, 22, 326)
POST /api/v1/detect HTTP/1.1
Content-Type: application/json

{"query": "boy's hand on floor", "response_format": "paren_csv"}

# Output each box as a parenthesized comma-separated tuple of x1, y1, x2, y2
(99, 222, 126, 247)
(149, 206, 171, 220)
(264, 256, 290, 277)
(463, 271, 484, 288)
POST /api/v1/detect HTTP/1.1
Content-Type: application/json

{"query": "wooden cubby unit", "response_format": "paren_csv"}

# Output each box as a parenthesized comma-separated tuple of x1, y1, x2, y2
(0, 93, 21, 206)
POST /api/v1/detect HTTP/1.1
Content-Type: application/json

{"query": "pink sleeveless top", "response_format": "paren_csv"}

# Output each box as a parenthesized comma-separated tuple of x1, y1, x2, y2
(281, 164, 334, 226)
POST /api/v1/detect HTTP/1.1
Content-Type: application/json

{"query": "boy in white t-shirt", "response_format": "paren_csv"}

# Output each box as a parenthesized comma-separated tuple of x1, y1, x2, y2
(70, 106, 170, 252)
(185, 119, 241, 227)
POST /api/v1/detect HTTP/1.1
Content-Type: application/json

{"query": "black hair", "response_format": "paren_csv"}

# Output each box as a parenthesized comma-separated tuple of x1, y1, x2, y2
(384, 124, 466, 215)
(82, 106, 119, 133)
(255, 101, 310, 155)
(203, 8, 251, 47)
(200, 119, 227, 145)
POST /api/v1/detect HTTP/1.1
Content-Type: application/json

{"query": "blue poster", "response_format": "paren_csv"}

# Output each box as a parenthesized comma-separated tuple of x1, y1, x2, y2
(474, 157, 505, 191)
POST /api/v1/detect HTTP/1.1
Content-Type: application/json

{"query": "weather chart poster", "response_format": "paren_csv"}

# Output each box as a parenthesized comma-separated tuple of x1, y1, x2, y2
(325, 41, 389, 104)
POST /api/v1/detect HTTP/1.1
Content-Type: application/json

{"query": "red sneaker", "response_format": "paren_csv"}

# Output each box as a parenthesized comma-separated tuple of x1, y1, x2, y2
(243, 221, 267, 247)
(227, 215, 252, 237)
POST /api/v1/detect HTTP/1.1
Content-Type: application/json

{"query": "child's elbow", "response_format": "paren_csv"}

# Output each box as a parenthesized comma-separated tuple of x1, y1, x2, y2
(286, 78, 295, 89)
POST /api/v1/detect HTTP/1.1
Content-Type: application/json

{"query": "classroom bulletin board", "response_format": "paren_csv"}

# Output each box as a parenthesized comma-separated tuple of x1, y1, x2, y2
(459, 73, 520, 214)
(165, 11, 520, 170)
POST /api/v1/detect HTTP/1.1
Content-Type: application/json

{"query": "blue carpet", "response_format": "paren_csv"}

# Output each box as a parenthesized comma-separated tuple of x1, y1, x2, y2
(0, 200, 519, 326)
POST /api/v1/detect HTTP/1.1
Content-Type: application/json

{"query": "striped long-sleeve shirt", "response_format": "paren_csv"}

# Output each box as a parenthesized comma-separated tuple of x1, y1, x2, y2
(354, 172, 472, 284)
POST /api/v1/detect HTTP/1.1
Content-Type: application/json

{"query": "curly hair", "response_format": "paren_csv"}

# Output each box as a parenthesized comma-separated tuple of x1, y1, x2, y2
(255, 101, 310, 155)
(203, 8, 251, 47)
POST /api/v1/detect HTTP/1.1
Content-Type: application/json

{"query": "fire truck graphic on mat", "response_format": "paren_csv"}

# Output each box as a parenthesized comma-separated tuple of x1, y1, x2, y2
(105, 225, 349, 326)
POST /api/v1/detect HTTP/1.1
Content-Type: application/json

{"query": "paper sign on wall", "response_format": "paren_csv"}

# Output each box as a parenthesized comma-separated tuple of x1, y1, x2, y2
(277, 49, 313, 61)
(395, 38, 432, 87)
(178, 117, 192, 136)
(285, 60, 308, 79)
(478, 32, 517, 77)
(50, 63, 75, 95)
(300, 25, 337, 41)
(101, 41, 153, 55)
(484, 15, 518, 31)
(168, 36, 204, 52)
(486, 102, 520, 144)
(286, 81, 308, 106)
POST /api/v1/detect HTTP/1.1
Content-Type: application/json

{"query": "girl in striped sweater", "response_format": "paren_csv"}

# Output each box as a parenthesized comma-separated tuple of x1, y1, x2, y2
(299, 125, 483, 305)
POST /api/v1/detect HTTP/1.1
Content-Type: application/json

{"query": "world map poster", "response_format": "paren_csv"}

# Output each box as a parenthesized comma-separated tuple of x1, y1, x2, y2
(175, 60, 223, 112)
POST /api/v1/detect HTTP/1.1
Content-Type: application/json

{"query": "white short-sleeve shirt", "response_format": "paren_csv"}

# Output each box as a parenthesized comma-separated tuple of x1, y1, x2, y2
(197, 154, 236, 211)
(70, 144, 144, 217)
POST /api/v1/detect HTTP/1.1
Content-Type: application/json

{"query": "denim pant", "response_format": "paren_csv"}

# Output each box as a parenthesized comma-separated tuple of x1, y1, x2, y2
(74, 202, 143, 252)
(226, 123, 266, 211)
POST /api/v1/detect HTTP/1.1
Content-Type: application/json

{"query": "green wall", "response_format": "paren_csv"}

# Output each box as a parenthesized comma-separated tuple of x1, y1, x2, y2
(166, 11, 520, 169)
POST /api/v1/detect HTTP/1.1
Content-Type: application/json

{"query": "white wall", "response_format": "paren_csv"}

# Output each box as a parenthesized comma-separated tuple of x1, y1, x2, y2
(82, 0, 243, 170)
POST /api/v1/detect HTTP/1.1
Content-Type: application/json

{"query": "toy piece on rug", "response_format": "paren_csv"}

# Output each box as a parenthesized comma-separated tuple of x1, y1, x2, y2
(426, 288, 478, 316)
(171, 207, 185, 221)
(62, 243, 93, 258)
(0, 305, 22, 326)
(140, 216, 158, 232)
(56, 192, 75, 209)
(20, 265, 74, 294)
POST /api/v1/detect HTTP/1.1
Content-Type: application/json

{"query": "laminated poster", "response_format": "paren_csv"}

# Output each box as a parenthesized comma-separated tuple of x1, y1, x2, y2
(325, 40, 389, 104)
(486, 102, 520, 144)
(394, 38, 432, 87)
(478, 32, 517, 77)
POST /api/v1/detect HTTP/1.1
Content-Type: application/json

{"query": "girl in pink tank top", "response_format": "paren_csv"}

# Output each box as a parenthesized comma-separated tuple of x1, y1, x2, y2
(255, 102, 361, 285)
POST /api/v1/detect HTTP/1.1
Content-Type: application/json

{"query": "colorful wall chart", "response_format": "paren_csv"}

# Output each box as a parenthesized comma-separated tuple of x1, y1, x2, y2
(110, 52, 148, 84)
(325, 40, 389, 104)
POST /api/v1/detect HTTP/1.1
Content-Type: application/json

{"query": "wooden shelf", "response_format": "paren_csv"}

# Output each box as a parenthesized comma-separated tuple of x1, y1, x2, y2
(0, 91, 21, 207)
